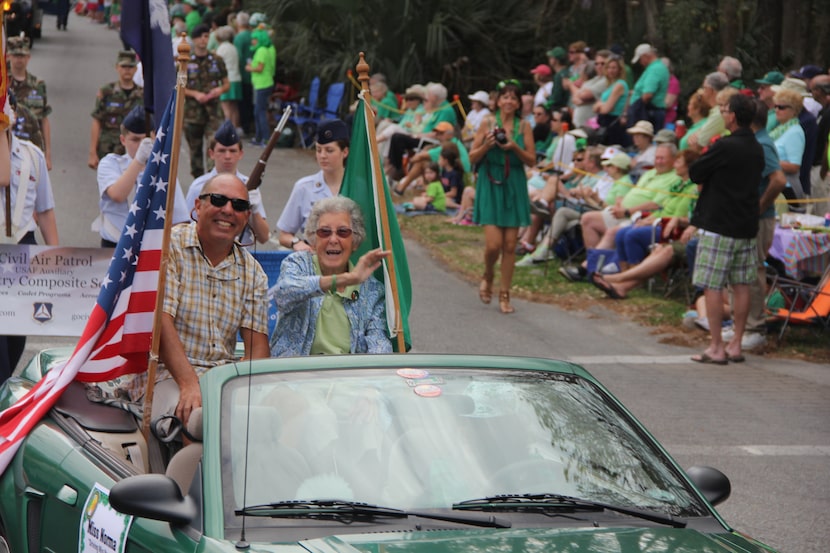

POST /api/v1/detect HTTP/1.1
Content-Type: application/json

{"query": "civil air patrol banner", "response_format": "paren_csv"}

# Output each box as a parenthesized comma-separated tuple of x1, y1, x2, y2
(0, 244, 113, 336)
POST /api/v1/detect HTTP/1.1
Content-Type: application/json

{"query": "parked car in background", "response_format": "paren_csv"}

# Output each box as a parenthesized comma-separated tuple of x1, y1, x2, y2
(4, 0, 42, 45)
(0, 352, 779, 552)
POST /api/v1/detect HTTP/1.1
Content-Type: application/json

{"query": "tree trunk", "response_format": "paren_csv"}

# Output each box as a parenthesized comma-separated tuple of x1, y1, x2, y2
(641, 0, 660, 45)
(718, 0, 738, 55)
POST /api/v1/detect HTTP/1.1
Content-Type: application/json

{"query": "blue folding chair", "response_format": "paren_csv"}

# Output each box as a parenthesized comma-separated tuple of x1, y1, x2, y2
(285, 77, 321, 147)
(288, 80, 346, 148)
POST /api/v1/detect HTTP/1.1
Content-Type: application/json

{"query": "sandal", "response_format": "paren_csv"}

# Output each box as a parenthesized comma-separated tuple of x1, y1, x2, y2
(479, 274, 493, 304)
(499, 290, 515, 314)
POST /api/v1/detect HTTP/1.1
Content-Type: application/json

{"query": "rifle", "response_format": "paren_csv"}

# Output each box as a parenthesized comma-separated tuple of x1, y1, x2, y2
(247, 105, 292, 191)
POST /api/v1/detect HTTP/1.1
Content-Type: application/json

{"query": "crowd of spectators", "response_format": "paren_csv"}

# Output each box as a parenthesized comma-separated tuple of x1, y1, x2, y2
(377, 40, 830, 354)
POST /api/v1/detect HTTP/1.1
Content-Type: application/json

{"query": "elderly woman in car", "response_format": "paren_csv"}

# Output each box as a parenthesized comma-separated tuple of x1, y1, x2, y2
(270, 197, 392, 357)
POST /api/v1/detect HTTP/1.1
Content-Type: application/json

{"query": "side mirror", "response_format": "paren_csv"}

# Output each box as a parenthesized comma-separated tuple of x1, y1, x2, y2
(686, 465, 732, 506)
(110, 474, 198, 526)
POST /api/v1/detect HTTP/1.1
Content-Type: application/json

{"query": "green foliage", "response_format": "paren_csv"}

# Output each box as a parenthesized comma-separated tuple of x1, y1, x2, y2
(245, 0, 828, 116)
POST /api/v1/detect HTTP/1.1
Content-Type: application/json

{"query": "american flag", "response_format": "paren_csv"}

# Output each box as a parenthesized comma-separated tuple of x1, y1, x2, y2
(0, 91, 178, 473)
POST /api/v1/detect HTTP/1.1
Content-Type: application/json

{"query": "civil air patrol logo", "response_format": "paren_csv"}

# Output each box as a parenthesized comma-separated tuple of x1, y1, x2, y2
(32, 302, 53, 324)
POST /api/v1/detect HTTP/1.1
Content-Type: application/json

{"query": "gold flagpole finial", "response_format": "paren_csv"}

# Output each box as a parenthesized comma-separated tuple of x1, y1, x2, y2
(357, 52, 370, 92)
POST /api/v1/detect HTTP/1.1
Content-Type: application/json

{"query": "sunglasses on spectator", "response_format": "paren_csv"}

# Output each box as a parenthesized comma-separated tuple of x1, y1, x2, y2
(199, 193, 251, 212)
(774, 104, 792, 110)
(316, 227, 353, 239)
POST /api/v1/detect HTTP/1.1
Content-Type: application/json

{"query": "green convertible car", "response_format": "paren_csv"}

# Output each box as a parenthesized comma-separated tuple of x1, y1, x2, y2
(0, 351, 778, 553)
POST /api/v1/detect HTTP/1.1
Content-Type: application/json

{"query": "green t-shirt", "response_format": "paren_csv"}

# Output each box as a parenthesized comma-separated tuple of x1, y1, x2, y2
(310, 257, 359, 355)
(376, 90, 400, 122)
(185, 10, 202, 34)
(630, 59, 669, 108)
(421, 101, 457, 133)
(652, 179, 698, 218)
(425, 180, 447, 212)
(605, 175, 634, 205)
(621, 169, 681, 210)
(250, 45, 276, 90)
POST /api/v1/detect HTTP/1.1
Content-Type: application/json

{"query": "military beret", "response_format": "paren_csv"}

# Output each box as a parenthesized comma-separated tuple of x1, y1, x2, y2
(316, 119, 349, 145)
(122, 105, 151, 135)
(214, 120, 240, 146)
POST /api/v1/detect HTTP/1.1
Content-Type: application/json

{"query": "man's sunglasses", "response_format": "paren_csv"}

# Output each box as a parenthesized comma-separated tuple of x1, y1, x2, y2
(199, 193, 251, 212)
(316, 227, 353, 239)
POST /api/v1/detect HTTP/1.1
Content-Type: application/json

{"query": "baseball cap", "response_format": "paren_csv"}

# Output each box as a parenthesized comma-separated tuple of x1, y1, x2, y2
(214, 120, 240, 146)
(755, 71, 785, 86)
(772, 77, 809, 97)
(602, 152, 631, 171)
(316, 119, 349, 145)
(791, 65, 824, 80)
(601, 146, 620, 160)
(7, 37, 29, 56)
(626, 120, 655, 137)
(249, 12, 267, 27)
(546, 47, 567, 63)
(631, 43, 652, 64)
(468, 90, 490, 104)
(654, 129, 677, 144)
(116, 50, 137, 67)
(530, 64, 552, 77)
(434, 121, 455, 133)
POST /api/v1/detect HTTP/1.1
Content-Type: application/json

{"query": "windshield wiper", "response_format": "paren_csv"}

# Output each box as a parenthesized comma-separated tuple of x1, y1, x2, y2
(237, 499, 511, 528)
(453, 493, 686, 528)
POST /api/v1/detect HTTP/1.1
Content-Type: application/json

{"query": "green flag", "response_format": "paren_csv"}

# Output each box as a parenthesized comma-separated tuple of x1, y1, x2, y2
(341, 90, 412, 351)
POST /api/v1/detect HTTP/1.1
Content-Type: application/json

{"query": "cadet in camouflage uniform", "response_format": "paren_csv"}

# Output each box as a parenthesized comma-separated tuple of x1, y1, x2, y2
(184, 24, 229, 178)
(88, 50, 144, 169)
(9, 93, 44, 151)
(7, 36, 52, 169)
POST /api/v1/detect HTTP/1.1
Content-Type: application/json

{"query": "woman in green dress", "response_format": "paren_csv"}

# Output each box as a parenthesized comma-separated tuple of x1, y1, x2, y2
(469, 80, 536, 314)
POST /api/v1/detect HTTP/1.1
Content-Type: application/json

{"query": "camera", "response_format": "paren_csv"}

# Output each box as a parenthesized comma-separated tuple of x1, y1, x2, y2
(492, 127, 508, 145)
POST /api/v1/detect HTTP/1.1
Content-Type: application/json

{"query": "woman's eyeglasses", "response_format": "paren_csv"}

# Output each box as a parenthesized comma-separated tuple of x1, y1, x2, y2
(774, 104, 792, 111)
(316, 227, 353, 239)
(497, 79, 521, 90)
(199, 193, 251, 212)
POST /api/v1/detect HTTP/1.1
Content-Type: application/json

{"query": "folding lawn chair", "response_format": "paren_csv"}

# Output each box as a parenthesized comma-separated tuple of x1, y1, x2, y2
(287, 79, 345, 148)
(645, 218, 692, 303)
(765, 266, 830, 343)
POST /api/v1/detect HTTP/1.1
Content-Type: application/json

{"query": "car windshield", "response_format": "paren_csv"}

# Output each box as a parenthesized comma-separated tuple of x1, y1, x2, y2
(220, 368, 707, 528)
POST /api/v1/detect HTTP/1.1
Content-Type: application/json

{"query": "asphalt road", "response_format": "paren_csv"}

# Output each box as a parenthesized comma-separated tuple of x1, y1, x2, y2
(19, 13, 830, 552)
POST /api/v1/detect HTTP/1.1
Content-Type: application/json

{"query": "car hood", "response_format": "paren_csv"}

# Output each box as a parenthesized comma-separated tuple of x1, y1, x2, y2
(293, 527, 774, 553)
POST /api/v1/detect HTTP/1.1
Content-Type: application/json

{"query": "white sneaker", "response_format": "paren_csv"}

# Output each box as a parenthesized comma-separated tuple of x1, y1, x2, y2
(741, 332, 767, 350)
(515, 255, 536, 267)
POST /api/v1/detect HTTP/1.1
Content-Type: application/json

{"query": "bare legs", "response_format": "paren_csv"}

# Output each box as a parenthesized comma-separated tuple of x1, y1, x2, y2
(483, 225, 519, 313)
(601, 244, 675, 297)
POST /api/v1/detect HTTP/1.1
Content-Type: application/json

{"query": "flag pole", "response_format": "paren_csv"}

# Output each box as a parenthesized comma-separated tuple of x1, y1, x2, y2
(355, 53, 406, 352)
(141, 37, 190, 439)
(0, 12, 12, 238)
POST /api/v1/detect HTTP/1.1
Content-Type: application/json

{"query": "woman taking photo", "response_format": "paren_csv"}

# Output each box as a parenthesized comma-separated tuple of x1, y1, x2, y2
(276, 120, 350, 250)
(270, 197, 392, 356)
(470, 80, 535, 314)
